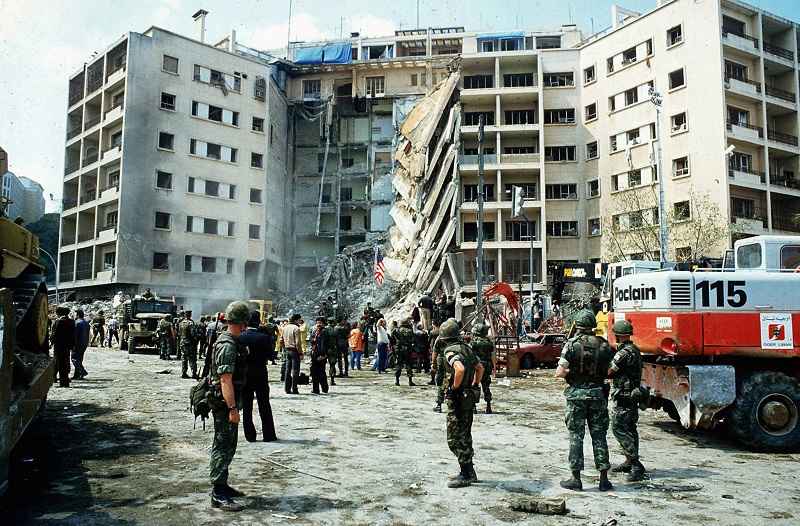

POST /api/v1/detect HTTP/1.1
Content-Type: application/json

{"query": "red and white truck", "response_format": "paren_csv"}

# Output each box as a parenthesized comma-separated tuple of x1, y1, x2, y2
(609, 235, 800, 450)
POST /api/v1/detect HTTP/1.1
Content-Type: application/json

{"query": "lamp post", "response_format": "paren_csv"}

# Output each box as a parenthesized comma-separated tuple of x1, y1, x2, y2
(475, 114, 485, 312)
(648, 86, 668, 267)
(39, 247, 59, 304)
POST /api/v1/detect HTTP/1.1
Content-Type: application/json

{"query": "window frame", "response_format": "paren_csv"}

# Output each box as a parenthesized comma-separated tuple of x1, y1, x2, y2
(160, 92, 176, 111)
(154, 211, 171, 230)
(672, 156, 691, 178)
(152, 252, 169, 271)
(669, 67, 686, 91)
(249, 188, 263, 204)
(583, 65, 596, 85)
(252, 116, 265, 133)
(155, 170, 172, 190)
(587, 179, 600, 198)
(671, 111, 688, 134)
(667, 24, 684, 48)
(542, 72, 574, 88)
(544, 145, 576, 162)
(249, 224, 261, 240)
(673, 200, 691, 222)
(162, 55, 179, 75)
(584, 102, 597, 122)
(586, 141, 599, 160)
(251, 152, 264, 169)
(588, 217, 602, 237)
(157, 131, 175, 151)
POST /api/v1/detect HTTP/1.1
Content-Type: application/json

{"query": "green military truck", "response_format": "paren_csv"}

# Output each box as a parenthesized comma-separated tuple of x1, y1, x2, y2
(119, 297, 176, 354)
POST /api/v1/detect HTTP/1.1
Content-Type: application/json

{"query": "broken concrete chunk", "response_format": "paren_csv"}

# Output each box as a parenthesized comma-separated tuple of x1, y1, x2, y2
(509, 497, 567, 515)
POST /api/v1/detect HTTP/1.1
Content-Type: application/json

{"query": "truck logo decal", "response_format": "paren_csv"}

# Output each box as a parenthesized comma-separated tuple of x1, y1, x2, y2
(760, 313, 793, 350)
(615, 284, 657, 302)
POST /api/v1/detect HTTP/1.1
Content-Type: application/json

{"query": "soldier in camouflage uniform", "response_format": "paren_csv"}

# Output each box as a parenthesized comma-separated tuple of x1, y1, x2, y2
(335, 319, 351, 377)
(179, 311, 198, 379)
(440, 318, 484, 488)
(555, 309, 615, 491)
(608, 319, 647, 482)
(157, 315, 174, 360)
(470, 322, 496, 414)
(324, 318, 339, 386)
(431, 325, 451, 412)
(392, 318, 416, 386)
(209, 301, 250, 511)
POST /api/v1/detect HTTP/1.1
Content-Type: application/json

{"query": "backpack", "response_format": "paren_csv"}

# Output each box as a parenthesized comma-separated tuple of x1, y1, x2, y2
(189, 377, 212, 430)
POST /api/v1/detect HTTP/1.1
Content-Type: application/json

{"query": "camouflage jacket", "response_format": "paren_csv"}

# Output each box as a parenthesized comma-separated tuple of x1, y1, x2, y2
(211, 331, 248, 407)
(470, 336, 494, 364)
(610, 341, 643, 400)
(178, 319, 195, 341)
(392, 326, 414, 352)
(444, 339, 479, 392)
(558, 331, 613, 400)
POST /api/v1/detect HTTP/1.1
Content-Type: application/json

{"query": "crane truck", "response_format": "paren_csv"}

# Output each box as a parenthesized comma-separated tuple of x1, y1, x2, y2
(610, 235, 800, 451)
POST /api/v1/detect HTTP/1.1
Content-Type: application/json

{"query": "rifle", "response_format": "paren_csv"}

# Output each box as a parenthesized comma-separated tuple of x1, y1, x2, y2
(201, 313, 222, 379)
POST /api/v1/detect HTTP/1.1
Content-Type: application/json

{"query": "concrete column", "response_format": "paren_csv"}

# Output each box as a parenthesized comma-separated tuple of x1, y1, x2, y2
(756, 12, 772, 231)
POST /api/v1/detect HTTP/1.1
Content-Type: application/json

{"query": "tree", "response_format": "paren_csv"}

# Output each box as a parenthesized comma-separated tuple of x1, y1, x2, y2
(602, 186, 733, 263)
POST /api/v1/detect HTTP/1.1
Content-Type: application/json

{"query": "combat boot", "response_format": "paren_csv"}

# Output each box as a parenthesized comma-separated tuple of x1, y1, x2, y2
(598, 470, 614, 491)
(611, 457, 633, 473)
(447, 464, 472, 488)
(485, 401, 493, 414)
(466, 463, 479, 483)
(222, 484, 246, 497)
(211, 487, 244, 512)
(559, 471, 583, 491)
(395, 375, 401, 386)
(433, 403, 442, 413)
(626, 460, 646, 482)
(408, 377, 416, 386)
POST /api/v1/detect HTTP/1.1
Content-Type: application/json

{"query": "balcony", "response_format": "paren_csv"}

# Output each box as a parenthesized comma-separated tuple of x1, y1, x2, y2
(724, 75, 761, 98)
(59, 267, 75, 283)
(106, 64, 126, 86)
(726, 120, 763, 142)
(82, 153, 98, 167)
(101, 144, 122, 163)
(66, 126, 82, 140)
(84, 115, 101, 131)
(98, 183, 119, 201)
(500, 153, 540, 166)
(68, 90, 82, 107)
(62, 198, 78, 210)
(97, 225, 117, 243)
(64, 161, 80, 175)
(104, 104, 124, 123)
(765, 85, 796, 104)
(767, 130, 799, 148)
(722, 29, 759, 53)
(728, 167, 765, 187)
(95, 269, 115, 282)
(79, 189, 97, 205)
(76, 232, 95, 244)
(730, 210, 768, 232)
(770, 174, 800, 194)
(763, 42, 794, 62)
(459, 154, 498, 171)
(60, 235, 76, 247)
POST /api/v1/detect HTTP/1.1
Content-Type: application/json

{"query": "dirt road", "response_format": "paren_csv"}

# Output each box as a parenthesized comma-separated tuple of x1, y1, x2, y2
(6, 346, 800, 525)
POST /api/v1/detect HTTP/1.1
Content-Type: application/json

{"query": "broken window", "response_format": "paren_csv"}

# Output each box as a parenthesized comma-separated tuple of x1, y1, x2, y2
(587, 179, 600, 197)
(545, 184, 577, 200)
(584, 65, 596, 84)
(464, 111, 494, 126)
(202, 257, 216, 273)
(586, 141, 598, 160)
(463, 75, 493, 89)
(671, 112, 687, 133)
(544, 146, 576, 162)
(588, 218, 601, 236)
(627, 128, 641, 145)
(622, 46, 637, 65)
(504, 221, 534, 241)
(204, 218, 218, 235)
(160, 92, 176, 111)
(252, 117, 264, 132)
(585, 103, 597, 121)
(544, 108, 575, 124)
(667, 25, 683, 47)
(340, 187, 353, 201)
(152, 252, 169, 270)
(669, 68, 685, 89)
(503, 183, 536, 201)
(251, 152, 264, 168)
(674, 200, 691, 221)
(158, 132, 174, 150)
(546, 221, 578, 237)
(302, 79, 321, 99)
(205, 181, 219, 197)
(340, 215, 352, 230)
(504, 110, 536, 125)
(208, 105, 223, 122)
(503, 73, 534, 87)
(206, 143, 221, 160)
(154, 211, 171, 229)
(250, 188, 263, 204)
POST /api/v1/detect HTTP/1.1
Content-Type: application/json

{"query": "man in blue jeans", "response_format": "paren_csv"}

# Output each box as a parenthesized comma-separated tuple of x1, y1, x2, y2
(73, 309, 91, 379)
(281, 314, 302, 394)
(375, 318, 390, 373)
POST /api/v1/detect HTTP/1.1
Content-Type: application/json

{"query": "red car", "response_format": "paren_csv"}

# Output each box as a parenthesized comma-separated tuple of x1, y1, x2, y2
(516, 333, 567, 369)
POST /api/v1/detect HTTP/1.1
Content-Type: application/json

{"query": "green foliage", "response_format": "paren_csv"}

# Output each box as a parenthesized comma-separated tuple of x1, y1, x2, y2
(26, 213, 59, 283)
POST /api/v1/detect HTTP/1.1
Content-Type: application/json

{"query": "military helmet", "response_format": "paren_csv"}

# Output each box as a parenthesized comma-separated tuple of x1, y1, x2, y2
(573, 309, 597, 329)
(439, 318, 460, 339)
(225, 301, 250, 325)
(612, 319, 634, 335)
(471, 322, 489, 337)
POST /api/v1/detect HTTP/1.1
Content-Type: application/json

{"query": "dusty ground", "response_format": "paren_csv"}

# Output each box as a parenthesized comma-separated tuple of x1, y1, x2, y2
(5, 345, 800, 525)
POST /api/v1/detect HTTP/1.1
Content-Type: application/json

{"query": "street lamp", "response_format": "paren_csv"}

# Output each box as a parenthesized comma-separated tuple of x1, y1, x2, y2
(511, 185, 535, 325)
(648, 86, 668, 267)
(38, 247, 59, 304)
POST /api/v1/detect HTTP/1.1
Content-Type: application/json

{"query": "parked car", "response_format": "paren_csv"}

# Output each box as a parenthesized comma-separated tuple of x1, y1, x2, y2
(516, 333, 567, 369)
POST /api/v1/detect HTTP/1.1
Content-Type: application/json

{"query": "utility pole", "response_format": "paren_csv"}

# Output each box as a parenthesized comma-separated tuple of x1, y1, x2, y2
(648, 86, 668, 267)
(417, 0, 420, 28)
(286, 0, 294, 59)
(511, 185, 533, 326)
(475, 114, 485, 312)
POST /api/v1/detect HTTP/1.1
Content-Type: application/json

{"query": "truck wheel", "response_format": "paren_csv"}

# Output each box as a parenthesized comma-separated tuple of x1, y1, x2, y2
(521, 354, 535, 370)
(729, 372, 800, 451)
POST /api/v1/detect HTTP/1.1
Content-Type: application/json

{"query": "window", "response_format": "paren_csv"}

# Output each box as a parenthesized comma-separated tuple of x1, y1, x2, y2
(480, 40, 495, 53)
(583, 65, 596, 84)
(252, 117, 264, 132)
(543, 108, 575, 124)
(338, 186, 353, 201)
(671, 112, 687, 133)
(729, 152, 753, 172)
(503, 146, 536, 154)
(586, 141, 599, 160)
(504, 73, 535, 87)
(649, 123, 657, 140)
(587, 179, 600, 197)
(156, 170, 172, 189)
(103, 252, 116, 269)
(203, 218, 218, 235)
(158, 132, 174, 151)
(340, 215, 352, 231)
(727, 106, 749, 126)
(226, 258, 234, 275)
(588, 218, 601, 236)
(622, 46, 637, 65)
(184, 255, 192, 272)
(607, 57, 615, 73)
(251, 152, 264, 168)
(410, 73, 418, 86)
(202, 257, 216, 273)
(779, 246, 800, 270)
(504, 221, 535, 241)
(610, 135, 618, 152)
(227, 222, 235, 237)
(110, 131, 123, 148)
(546, 221, 578, 237)
(646, 38, 653, 56)
(250, 188, 263, 203)
(584, 103, 597, 121)
(191, 102, 239, 126)
(536, 36, 561, 49)
(544, 146, 576, 162)
(723, 15, 746, 36)
(190, 139, 237, 162)
(503, 183, 537, 201)
(624, 87, 638, 106)
(627, 128, 640, 145)
(463, 75, 493, 89)
(186, 215, 194, 232)
(228, 185, 236, 199)
(504, 110, 536, 125)
(724, 60, 748, 82)
(105, 210, 118, 227)
(302, 79, 321, 99)
(669, 68, 685, 90)
(187, 177, 195, 193)
(673, 156, 690, 177)
(366, 76, 385, 97)
(545, 184, 577, 200)
(249, 224, 261, 239)
(154, 211, 171, 230)
(464, 111, 494, 126)
(254, 76, 266, 100)
(205, 180, 219, 197)
(463, 184, 495, 202)
(667, 25, 683, 47)
(737, 242, 761, 269)
(162, 55, 179, 74)
(628, 169, 642, 187)
(674, 200, 691, 221)
(160, 92, 176, 111)
(152, 252, 169, 270)
(543, 72, 574, 87)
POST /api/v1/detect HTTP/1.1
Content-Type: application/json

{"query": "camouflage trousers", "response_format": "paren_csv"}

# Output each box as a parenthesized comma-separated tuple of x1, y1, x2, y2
(180, 339, 197, 377)
(446, 396, 475, 465)
(327, 355, 338, 382)
(394, 349, 413, 379)
(612, 399, 640, 460)
(565, 398, 610, 472)
(479, 361, 493, 403)
(209, 408, 239, 486)
(435, 354, 446, 404)
(159, 336, 171, 360)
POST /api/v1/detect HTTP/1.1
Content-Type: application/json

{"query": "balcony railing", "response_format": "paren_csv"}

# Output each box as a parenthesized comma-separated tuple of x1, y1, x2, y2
(68, 90, 82, 106)
(724, 74, 761, 92)
(80, 190, 97, 204)
(84, 115, 101, 130)
(82, 153, 98, 167)
(460, 154, 498, 165)
(770, 174, 800, 190)
(60, 236, 76, 247)
(77, 232, 94, 243)
(728, 167, 766, 183)
(726, 120, 764, 138)
(722, 28, 759, 48)
(99, 182, 120, 193)
(62, 198, 78, 210)
(64, 162, 80, 175)
(500, 153, 540, 164)
(75, 262, 93, 281)
(104, 103, 124, 119)
(765, 85, 796, 103)
(59, 268, 75, 282)
(772, 214, 800, 233)
(730, 209, 768, 228)
(767, 130, 799, 147)
(763, 42, 794, 62)
(66, 127, 82, 140)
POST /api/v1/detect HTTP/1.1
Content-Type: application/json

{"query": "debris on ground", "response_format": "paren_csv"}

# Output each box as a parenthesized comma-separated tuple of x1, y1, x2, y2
(509, 497, 567, 515)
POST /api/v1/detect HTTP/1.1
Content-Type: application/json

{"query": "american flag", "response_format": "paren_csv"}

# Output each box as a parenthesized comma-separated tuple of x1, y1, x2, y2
(374, 246, 385, 286)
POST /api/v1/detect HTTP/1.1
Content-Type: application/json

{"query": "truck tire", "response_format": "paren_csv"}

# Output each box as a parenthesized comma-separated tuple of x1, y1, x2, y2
(729, 371, 800, 451)
(521, 354, 535, 370)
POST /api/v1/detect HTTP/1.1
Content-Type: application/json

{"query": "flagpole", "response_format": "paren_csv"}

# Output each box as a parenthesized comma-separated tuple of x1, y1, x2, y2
(372, 244, 377, 303)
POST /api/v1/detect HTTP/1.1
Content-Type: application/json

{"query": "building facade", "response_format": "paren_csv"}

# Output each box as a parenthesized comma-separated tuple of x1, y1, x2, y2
(1, 170, 45, 224)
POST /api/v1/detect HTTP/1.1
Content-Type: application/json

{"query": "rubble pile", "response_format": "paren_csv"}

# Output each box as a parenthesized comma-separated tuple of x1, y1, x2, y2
(55, 298, 117, 318)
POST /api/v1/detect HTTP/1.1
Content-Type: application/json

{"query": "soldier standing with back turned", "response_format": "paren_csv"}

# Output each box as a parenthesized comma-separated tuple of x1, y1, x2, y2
(157, 314, 174, 361)
(179, 310, 198, 379)
(393, 318, 416, 386)
(555, 309, 614, 492)
(470, 322, 496, 414)
(608, 319, 647, 482)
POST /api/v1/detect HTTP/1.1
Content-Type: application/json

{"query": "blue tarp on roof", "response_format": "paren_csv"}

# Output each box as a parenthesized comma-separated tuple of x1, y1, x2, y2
(293, 42, 352, 65)
(322, 42, 352, 64)
(477, 31, 525, 41)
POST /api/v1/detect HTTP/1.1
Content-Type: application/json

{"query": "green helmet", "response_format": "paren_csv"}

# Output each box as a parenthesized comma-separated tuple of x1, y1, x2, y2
(573, 309, 596, 329)
(225, 301, 250, 324)
(439, 318, 460, 339)
(612, 319, 633, 335)
(471, 322, 488, 337)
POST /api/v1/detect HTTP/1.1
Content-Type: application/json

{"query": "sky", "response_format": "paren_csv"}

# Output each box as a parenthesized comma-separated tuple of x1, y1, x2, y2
(1, 0, 798, 211)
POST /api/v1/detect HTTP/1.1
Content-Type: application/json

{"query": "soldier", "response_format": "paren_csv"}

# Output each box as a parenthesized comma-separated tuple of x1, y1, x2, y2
(608, 319, 647, 482)
(555, 309, 615, 492)
(197, 316, 208, 360)
(157, 315, 175, 360)
(324, 318, 339, 386)
(208, 301, 250, 511)
(440, 318, 483, 488)
(335, 319, 351, 377)
(50, 306, 75, 387)
(431, 324, 451, 412)
(90, 310, 106, 347)
(414, 323, 430, 374)
(310, 317, 329, 394)
(470, 322, 496, 414)
(179, 311, 198, 379)
(141, 288, 155, 300)
(393, 318, 416, 386)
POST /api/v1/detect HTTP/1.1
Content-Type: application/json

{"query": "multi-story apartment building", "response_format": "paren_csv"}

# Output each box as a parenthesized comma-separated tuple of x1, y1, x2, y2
(59, 27, 291, 312)
(1, 170, 45, 224)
